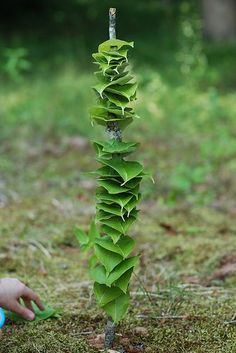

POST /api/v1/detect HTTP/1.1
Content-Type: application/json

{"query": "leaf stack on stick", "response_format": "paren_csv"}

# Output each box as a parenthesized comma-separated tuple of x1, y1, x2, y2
(75, 7, 147, 346)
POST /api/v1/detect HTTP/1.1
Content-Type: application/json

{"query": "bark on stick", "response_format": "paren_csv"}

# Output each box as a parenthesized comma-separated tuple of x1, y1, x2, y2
(106, 7, 122, 142)
(104, 8, 119, 350)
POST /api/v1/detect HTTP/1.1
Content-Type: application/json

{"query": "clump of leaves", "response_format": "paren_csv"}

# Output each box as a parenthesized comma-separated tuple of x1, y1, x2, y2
(75, 38, 146, 323)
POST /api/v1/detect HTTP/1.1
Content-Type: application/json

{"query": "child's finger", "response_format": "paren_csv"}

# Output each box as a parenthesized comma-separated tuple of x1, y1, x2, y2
(12, 301, 35, 321)
(22, 287, 45, 311)
(22, 298, 34, 313)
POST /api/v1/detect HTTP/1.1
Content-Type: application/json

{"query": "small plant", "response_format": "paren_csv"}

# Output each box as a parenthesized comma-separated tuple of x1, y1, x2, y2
(3, 47, 31, 82)
(75, 8, 147, 349)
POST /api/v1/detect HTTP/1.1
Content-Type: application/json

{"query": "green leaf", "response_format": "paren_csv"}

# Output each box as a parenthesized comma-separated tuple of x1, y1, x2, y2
(115, 268, 133, 293)
(129, 185, 141, 200)
(95, 235, 135, 258)
(124, 177, 142, 189)
(91, 100, 134, 116)
(98, 179, 129, 194)
(97, 157, 144, 184)
(115, 236, 136, 257)
(101, 225, 122, 243)
(107, 61, 129, 75)
(74, 221, 99, 251)
(88, 220, 99, 242)
(103, 92, 130, 113)
(115, 118, 134, 130)
(93, 75, 134, 97)
(6, 302, 59, 322)
(93, 166, 120, 178)
(141, 170, 155, 183)
(90, 103, 137, 122)
(89, 254, 98, 269)
(107, 256, 139, 286)
(97, 190, 133, 210)
(96, 210, 114, 221)
(74, 227, 88, 245)
(93, 142, 109, 158)
(125, 194, 141, 216)
(90, 102, 136, 128)
(91, 113, 133, 129)
(97, 203, 126, 219)
(96, 61, 129, 76)
(90, 265, 107, 285)
(103, 293, 130, 323)
(94, 244, 123, 273)
(92, 52, 107, 63)
(108, 70, 129, 81)
(106, 83, 137, 102)
(93, 140, 139, 155)
(94, 283, 122, 307)
(98, 39, 134, 52)
(102, 177, 141, 191)
(102, 48, 129, 59)
(101, 213, 137, 234)
(105, 56, 125, 66)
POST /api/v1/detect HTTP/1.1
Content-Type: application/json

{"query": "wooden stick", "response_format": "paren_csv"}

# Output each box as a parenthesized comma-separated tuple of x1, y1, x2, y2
(106, 7, 122, 141)
(109, 8, 116, 39)
(104, 316, 115, 350)
(136, 314, 203, 320)
(104, 9, 118, 350)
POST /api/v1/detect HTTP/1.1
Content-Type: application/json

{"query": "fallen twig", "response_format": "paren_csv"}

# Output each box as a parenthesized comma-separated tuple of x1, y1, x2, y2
(224, 320, 236, 325)
(130, 291, 163, 298)
(28, 240, 52, 259)
(224, 313, 236, 325)
(70, 331, 94, 336)
(136, 314, 202, 320)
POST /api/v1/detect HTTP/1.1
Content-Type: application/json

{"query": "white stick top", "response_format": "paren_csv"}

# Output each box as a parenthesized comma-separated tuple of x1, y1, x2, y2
(109, 8, 116, 39)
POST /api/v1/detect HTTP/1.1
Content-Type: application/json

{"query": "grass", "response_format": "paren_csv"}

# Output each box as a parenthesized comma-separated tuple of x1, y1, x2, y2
(1, 32, 236, 351)
(1, 200, 236, 352)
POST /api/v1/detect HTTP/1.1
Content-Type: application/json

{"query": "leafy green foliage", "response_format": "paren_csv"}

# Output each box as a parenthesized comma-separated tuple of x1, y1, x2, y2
(3, 47, 31, 82)
(76, 38, 144, 323)
(74, 221, 99, 251)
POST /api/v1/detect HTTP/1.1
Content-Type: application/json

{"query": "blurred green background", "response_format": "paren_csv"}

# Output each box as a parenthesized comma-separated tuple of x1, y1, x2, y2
(1, 0, 236, 207)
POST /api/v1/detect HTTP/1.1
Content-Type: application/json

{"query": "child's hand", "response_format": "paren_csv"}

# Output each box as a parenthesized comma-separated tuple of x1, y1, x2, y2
(0, 278, 44, 320)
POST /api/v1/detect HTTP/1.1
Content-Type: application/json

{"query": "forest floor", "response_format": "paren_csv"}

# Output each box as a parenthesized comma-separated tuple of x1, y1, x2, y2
(1, 128, 236, 353)
(1, 40, 236, 351)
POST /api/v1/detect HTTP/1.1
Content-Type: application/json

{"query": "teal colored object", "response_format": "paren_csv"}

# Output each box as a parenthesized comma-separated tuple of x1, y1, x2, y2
(0, 308, 5, 328)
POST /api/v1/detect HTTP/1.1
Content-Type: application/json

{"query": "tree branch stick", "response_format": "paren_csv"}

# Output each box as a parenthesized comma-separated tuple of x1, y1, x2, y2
(106, 7, 122, 142)
(109, 8, 116, 39)
(104, 316, 115, 350)
(104, 8, 119, 350)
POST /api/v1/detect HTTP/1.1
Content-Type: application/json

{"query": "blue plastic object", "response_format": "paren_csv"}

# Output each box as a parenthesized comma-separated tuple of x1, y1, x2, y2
(0, 308, 6, 328)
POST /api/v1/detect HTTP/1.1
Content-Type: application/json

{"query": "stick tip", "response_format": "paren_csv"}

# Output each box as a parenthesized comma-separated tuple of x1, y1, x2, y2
(109, 8, 116, 16)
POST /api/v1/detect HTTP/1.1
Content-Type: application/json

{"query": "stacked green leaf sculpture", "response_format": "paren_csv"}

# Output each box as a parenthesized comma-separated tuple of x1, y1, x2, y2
(75, 38, 145, 323)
